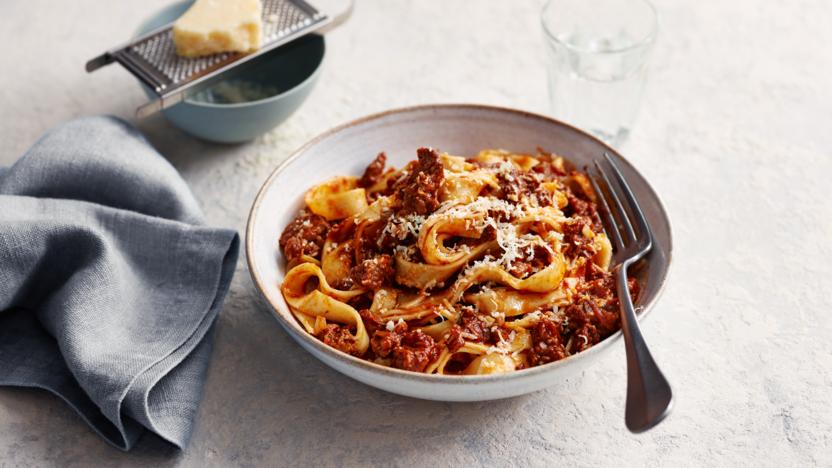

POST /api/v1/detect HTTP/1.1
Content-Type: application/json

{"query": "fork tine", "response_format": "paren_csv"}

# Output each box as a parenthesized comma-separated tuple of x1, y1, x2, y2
(594, 160, 637, 245)
(603, 152, 652, 246)
(588, 164, 626, 251)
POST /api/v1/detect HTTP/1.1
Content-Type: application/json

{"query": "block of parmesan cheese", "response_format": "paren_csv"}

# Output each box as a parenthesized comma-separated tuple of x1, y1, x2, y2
(172, 0, 263, 58)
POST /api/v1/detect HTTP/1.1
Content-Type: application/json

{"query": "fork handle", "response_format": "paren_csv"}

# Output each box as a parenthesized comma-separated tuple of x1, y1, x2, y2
(615, 263, 674, 433)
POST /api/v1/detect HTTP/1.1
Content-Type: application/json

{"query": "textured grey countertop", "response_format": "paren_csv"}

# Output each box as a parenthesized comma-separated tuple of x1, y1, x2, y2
(1, 0, 831, 466)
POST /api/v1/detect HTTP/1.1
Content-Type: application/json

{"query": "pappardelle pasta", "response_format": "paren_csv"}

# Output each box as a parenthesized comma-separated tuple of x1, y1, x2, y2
(279, 147, 637, 375)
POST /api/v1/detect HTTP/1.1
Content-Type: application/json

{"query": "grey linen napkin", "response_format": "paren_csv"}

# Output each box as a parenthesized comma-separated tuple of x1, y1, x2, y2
(0, 116, 239, 450)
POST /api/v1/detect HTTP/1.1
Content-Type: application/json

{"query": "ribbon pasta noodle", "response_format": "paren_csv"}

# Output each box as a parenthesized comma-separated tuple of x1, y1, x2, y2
(278, 147, 637, 375)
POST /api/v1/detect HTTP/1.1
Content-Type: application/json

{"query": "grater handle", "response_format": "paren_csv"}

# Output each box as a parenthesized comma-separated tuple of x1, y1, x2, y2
(86, 53, 114, 72)
(86, 21, 183, 74)
(136, 99, 164, 119)
(136, 93, 186, 118)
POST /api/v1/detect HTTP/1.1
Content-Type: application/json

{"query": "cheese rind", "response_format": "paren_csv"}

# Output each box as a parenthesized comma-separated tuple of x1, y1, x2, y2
(173, 0, 263, 58)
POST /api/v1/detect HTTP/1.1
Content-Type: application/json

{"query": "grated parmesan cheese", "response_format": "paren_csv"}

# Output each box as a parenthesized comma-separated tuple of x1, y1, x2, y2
(487, 330, 517, 355)
(481, 160, 516, 177)
(393, 244, 417, 260)
(379, 214, 427, 247)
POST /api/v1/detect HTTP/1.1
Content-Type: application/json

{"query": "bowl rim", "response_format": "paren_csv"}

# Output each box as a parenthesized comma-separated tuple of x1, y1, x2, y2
(135, 0, 326, 109)
(245, 103, 673, 384)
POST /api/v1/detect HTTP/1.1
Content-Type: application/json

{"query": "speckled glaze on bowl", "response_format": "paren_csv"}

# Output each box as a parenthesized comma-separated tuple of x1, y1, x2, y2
(135, 1, 325, 143)
(246, 104, 672, 401)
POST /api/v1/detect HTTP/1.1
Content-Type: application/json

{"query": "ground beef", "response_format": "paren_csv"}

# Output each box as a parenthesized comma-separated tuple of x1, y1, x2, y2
(458, 308, 492, 343)
(497, 168, 539, 203)
(565, 191, 595, 217)
(563, 188, 603, 232)
(490, 324, 516, 344)
(561, 217, 595, 259)
(572, 321, 601, 353)
(395, 147, 444, 215)
(370, 324, 440, 372)
(534, 188, 551, 207)
(393, 330, 440, 372)
(370, 330, 400, 358)
(508, 244, 552, 279)
(527, 318, 569, 366)
(279, 211, 330, 263)
(328, 218, 355, 243)
(627, 277, 640, 302)
(359, 309, 384, 336)
(571, 273, 639, 337)
(531, 152, 567, 179)
(316, 324, 362, 356)
(579, 276, 616, 305)
(583, 260, 607, 282)
(375, 213, 412, 251)
(569, 301, 609, 353)
(350, 254, 394, 290)
(443, 352, 476, 374)
(358, 152, 387, 188)
(444, 325, 465, 353)
(509, 261, 534, 279)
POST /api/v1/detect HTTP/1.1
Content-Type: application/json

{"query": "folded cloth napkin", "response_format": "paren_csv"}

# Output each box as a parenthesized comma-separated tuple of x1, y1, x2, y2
(0, 116, 239, 450)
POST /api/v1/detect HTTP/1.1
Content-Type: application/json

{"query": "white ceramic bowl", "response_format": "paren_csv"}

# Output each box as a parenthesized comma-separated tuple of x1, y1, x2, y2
(246, 104, 672, 401)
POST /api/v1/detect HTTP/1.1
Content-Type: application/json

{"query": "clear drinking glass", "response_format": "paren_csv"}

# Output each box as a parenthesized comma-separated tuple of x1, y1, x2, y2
(542, 0, 657, 146)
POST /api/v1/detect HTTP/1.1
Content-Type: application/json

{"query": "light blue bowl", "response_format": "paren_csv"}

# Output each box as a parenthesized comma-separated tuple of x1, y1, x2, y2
(136, 1, 325, 143)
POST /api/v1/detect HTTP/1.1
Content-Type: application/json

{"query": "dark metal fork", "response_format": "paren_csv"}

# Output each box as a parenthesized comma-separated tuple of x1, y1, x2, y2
(588, 152, 673, 433)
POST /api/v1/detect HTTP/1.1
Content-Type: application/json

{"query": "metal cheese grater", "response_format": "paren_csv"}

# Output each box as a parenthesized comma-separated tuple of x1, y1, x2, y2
(86, 0, 332, 117)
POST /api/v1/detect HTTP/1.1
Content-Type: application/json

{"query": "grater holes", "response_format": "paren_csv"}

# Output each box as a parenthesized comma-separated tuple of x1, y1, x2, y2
(262, 0, 312, 41)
